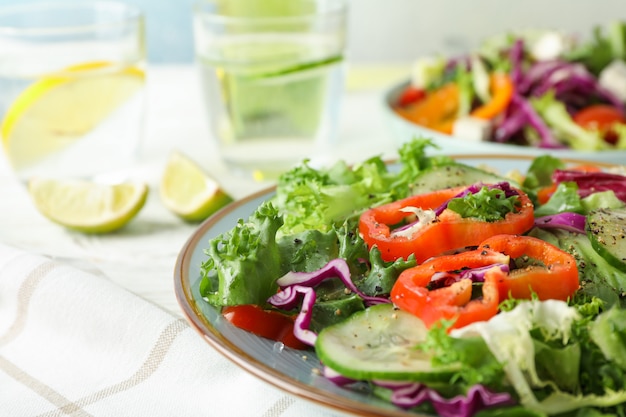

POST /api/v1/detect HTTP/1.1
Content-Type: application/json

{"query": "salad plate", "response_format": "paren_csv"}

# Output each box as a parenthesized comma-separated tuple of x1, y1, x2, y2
(174, 153, 616, 417)
(382, 22, 626, 165)
(383, 81, 626, 165)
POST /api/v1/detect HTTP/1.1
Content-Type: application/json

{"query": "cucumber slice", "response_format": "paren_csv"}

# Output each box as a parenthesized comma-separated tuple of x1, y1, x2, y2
(410, 163, 518, 195)
(315, 304, 457, 381)
(586, 207, 626, 273)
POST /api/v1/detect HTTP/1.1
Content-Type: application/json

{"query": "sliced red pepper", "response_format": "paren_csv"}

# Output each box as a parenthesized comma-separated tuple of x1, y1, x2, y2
(390, 249, 508, 330)
(394, 73, 513, 134)
(222, 305, 308, 350)
(536, 183, 558, 205)
(395, 83, 459, 134)
(479, 234, 579, 301)
(358, 184, 535, 262)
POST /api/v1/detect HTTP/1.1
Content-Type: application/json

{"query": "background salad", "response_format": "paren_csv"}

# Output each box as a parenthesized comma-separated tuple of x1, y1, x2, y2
(198, 138, 626, 417)
(393, 21, 626, 151)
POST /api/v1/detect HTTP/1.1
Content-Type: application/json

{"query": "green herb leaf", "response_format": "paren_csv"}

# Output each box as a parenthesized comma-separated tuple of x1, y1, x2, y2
(447, 186, 520, 222)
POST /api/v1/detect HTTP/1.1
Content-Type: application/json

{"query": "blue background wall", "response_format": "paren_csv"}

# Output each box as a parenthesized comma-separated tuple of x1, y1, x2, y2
(129, 0, 196, 63)
(0, 0, 197, 63)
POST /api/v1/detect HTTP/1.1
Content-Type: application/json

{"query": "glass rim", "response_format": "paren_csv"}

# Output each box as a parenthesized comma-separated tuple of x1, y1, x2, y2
(192, 0, 347, 25)
(0, 1, 143, 37)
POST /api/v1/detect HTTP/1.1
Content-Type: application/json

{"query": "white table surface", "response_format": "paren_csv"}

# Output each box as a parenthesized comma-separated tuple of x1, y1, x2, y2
(0, 64, 405, 317)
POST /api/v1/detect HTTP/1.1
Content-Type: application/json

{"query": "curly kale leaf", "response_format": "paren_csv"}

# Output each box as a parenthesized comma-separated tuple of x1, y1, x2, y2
(447, 186, 521, 222)
(277, 228, 340, 273)
(355, 247, 417, 296)
(271, 138, 447, 236)
(199, 201, 284, 306)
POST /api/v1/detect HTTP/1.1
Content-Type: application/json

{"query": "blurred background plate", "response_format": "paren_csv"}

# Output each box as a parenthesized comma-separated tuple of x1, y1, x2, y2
(383, 80, 626, 164)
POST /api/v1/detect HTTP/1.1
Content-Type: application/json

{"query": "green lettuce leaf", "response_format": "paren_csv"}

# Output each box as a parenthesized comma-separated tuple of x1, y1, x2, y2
(581, 190, 626, 212)
(199, 201, 284, 306)
(522, 154, 566, 191)
(355, 247, 416, 296)
(271, 138, 447, 236)
(589, 306, 626, 370)
(447, 186, 521, 222)
(530, 92, 610, 151)
(453, 300, 626, 414)
(534, 182, 584, 217)
(564, 21, 626, 75)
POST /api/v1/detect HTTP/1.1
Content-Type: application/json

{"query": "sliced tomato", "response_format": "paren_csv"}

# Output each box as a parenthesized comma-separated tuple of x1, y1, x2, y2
(573, 105, 626, 144)
(222, 305, 308, 350)
(359, 185, 535, 262)
(479, 234, 580, 301)
(397, 86, 426, 107)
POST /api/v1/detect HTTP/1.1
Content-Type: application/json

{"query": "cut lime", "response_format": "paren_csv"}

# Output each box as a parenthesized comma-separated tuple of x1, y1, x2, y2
(28, 178, 148, 234)
(160, 152, 233, 222)
(1, 61, 144, 170)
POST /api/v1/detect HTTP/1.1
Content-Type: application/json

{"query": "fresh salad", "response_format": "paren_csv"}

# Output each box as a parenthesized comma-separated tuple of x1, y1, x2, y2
(393, 21, 626, 151)
(198, 138, 626, 417)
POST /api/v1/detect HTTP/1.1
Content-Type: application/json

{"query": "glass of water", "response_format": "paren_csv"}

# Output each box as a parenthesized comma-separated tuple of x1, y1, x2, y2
(192, 0, 348, 179)
(0, 1, 146, 184)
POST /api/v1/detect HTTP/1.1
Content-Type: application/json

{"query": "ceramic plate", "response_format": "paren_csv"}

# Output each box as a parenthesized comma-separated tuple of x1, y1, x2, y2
(174, 154, 611, 417)
(383, 80, 626, 165)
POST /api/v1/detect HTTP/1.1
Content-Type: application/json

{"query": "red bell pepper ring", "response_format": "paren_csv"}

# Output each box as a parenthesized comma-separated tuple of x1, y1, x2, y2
(390, 249, 509, 330)
(478, 234, 580, 302)
(358, 184, 535, 263)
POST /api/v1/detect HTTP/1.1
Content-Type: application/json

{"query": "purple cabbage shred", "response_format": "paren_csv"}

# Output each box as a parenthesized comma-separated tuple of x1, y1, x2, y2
(534, 212, 587, 234)
(268, 258, 393, 346)
(322, 366, 356, 386)
(374, 381, 515, 417)
(552, 169, 626, 201)
(429, 263, 510, 290)
(267, 285, 317, 346)
(276, 258, 390, 306)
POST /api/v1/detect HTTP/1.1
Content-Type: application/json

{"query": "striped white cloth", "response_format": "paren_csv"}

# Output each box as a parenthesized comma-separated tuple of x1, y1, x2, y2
(0, 243, 347, 417)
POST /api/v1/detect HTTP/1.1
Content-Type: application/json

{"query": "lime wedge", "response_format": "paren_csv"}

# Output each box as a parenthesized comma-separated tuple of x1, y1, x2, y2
(1, 61, 144, 170)
(160, 152, 233, 222)
(28, 178, 148, 233)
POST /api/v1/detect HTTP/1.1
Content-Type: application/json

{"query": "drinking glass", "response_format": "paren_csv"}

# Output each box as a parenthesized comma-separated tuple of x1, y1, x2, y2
(0, 1, 146, 183)
(192, 0, 348, 179)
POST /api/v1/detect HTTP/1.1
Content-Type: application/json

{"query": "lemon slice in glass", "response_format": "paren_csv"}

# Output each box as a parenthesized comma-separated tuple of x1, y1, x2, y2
(1, 61, 144, 170)
(160, 152, 233, 222)
(28, 178, 148, 234)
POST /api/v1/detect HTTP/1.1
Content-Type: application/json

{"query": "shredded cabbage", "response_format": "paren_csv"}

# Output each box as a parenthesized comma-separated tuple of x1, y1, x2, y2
(452, 300, 626, 414)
